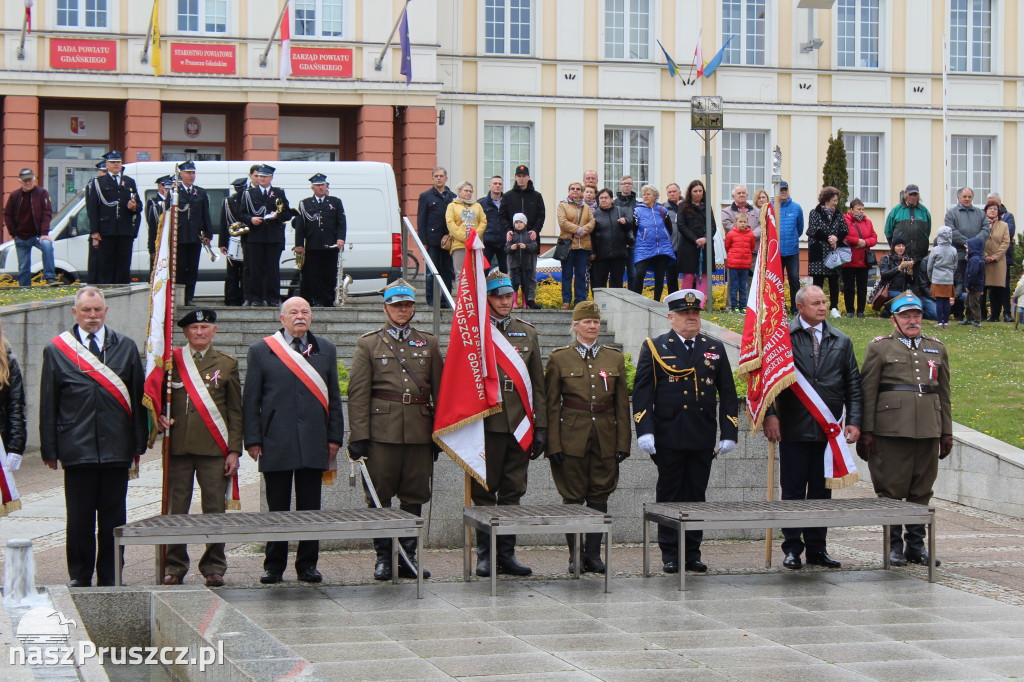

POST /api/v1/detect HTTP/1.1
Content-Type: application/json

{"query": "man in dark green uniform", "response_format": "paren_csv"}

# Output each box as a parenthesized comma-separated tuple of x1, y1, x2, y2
(544, 300, 631, 572)
(348, 279, 442, 580)
(860, 292, 953, 566)
(473, 270, 547, 577)
(633, 289, 738, 574)
(157, 309, 242, 587)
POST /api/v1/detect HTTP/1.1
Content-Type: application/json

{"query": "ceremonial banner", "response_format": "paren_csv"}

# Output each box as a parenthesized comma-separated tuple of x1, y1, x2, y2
(143, 200, 176, 447)
(433, 231, 501, 487)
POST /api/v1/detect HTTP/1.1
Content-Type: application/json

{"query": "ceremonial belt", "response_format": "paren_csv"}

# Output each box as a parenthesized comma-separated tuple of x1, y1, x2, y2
(173, 347, 230, 456)
(53, 331, 133, 417)
(879, 383, 938, 394)
(372, 390, 430, 404)
(562, 399, 613, 413)
(375, 331, 430, 397)
(263, 332, 329, 412)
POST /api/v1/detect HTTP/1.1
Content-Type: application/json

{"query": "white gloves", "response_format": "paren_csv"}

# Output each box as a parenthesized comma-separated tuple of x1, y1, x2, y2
(717, 440, 737, 455)
(5, 453, 21, 471)
(637, 434, 656, 455)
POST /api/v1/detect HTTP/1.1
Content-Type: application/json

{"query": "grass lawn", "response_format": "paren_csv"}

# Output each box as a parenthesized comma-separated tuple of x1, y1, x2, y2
(705, 308, 1024, 448)
(0, 279, 80, 306)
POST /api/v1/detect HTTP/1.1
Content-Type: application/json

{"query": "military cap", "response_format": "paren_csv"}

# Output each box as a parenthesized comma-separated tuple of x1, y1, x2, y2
(486, 270, 514, 296)
(665, 288, 704, 312)
(573, 300, 600, 321)
(95, 160, 107, 170)
(155, 175, 173, 186)
(230, 177, 247, 191)
(383, 278, 416, 304)
(308, 173, 328, 184)
(177, 160, 196, 172)
(102, 150, 123, 161)
(514, 165, 530, 176)
(256, 164, 276, 176)
(890, 292, 923, 314)
(177, 308, 217, 328)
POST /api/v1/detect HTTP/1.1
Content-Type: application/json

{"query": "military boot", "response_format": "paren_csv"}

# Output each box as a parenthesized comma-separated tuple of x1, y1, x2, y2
(904, 524, 941, 566)
(496, 535, 532, 576)
(582, 502, 607, 573)
(888, 525, 907, 566)
(397, 537, 431, 579)
(373, 538, 392, 581)
(566, 534, 577, 573)
(476, 530, 492, 577)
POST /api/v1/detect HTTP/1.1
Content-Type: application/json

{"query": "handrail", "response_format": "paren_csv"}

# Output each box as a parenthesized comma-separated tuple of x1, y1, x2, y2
(402, 217, 455, 336)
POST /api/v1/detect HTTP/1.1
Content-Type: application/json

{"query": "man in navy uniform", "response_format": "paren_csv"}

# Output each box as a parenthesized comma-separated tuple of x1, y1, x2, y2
(238, 164, 292, 307)
(86, 150, 141, 284)
(146, 175, 173, 271)
(174, 160, 213, 306)
(218, 177, 248, 306)
(293, 173, 347, 307)
(86, 160, 107, 284)
(633, 289, 738, 574)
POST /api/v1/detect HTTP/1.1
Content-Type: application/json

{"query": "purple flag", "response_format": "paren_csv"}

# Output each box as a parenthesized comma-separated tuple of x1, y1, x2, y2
(399, 6, 411, 85)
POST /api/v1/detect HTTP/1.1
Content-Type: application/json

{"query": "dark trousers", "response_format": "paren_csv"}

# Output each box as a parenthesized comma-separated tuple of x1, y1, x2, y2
(1000, 261, 1013, 317)
(965, 291, 983, 322)
(592, 257, 626, 288)
(64, 466, 130, 586)
(841, 267, 870, 314)
(561, 249, 591, 305)
(632, 255, 670, 301)
(935, 296, 951, 324)
(246, 242, 283, 304)
(779, 440, 831, 556)
(984, 286, 1006, 319)
(87, 241, 100, 284)
(224, 257, 244, 306)
(483, 242, 507, 274)
(952, 259, 967, 318)
(300, 249, 339, 306)
(665, 261, 680, 294)
(781, 254, 801, 311)
(176, 243, 201, 302)
(654, 448, 713, 563)
(870, 436, 939, 551)
(97, 235, 134, 284)
(812, 273, 841, 310)
(472, 432, 529, 507)
(425, 245, 453, 306)
(263, 468, 323, 573)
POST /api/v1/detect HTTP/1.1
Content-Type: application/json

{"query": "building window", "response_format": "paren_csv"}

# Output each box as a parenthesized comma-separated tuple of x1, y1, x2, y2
(722, 0, 765, 66)
(279, 149, 338, 162)
(484, 124, 532, 181)
(842, 133, 881, 205)
(294, 0, 344, 38)
(604, 0, 651, 60)
(177, 0, 227, 33)
(836, 0, 879, 68)
(950, 136, 993, 205)
(603, 128, 650, 187)
(57, 0, 108, 29)
(485, 0, 531, 56)
(720, 131, 766, 201)
(950, 0, 991, 73)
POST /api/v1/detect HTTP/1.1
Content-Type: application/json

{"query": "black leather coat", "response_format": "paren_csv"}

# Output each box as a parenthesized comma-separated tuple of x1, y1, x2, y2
(0, 351, 26, 455)
(767, 318, 863, 441)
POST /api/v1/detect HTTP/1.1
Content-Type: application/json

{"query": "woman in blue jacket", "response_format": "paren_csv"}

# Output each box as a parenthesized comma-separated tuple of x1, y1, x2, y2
(631, 185, 675, 302)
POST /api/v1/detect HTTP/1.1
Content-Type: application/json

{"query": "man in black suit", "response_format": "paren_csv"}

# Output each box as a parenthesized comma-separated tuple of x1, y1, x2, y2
(146, 175, 173, 271)
(243, 297, 345, 584)
(39, 286, 148, 587)
(416, 167, 455, 306)
(218, 177, 248, 306)
(86, 150, 142, 284)
(633, 289, 738, 574)
(238, 164, 292, 306)
(174, 160, 213, 306)
(293, 173, 347, 307)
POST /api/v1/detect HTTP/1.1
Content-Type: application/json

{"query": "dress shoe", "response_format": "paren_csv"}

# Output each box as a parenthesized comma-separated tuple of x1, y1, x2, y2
(374, 558, 392, 581)
(806, 552, 842, 568)
(204, 574, 225, 587)
(783, 552, 802, 569)
(857, 312, 865, 318)
(497, 556, 533, 576)
(397, 559, 430, 580)
(1003, 314, 1013, 323)
(475, 557, 492, 577)
(67, 579, 90, 588)
(296, 568, 323, 583)
(162, 574, 182, 585)
(685, 560, 708, 573)
(582, 556, 606, 573)
(662, 561, 679, 574)
(184, 299, 195, 307)
(259, 571, 283, 584)
(889, 548, 908, 567)
(904, 550, 940, 567)
(986, 316, 999, 322)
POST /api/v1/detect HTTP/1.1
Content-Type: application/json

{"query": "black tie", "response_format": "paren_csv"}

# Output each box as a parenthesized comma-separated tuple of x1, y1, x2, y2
(292, 338, 304, 353)
(811, 328, 821, 367)
(684, 339, 694, 356)
(87, 333, 101, 357)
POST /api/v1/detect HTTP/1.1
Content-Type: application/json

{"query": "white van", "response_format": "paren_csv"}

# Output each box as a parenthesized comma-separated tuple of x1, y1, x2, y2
(0, 161, 404, 296)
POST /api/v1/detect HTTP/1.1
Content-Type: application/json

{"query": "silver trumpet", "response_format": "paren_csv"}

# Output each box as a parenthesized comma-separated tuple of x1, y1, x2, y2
(203, 241, 220, 263)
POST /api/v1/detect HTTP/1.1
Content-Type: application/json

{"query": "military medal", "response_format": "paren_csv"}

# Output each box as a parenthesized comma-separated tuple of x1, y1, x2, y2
(927, 359, 937, 380)
(381, 357, 388, 366)
(419, 359, 425, 366)
(599, 370, 609, 391)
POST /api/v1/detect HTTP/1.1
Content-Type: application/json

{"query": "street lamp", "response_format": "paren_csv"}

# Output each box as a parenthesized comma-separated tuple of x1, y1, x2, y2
(690, 96, 723, 308)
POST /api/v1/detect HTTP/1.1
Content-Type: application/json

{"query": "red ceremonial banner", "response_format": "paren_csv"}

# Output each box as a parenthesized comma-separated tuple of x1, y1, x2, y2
(170, 43, 236, 74)
(50, 39, 116, 70)
(290, 47, 353, 78)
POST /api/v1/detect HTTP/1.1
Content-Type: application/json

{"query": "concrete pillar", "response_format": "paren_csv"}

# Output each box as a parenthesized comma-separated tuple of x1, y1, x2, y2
(400, 107, 437, 222)
(355, 105, 393, 164)
(242, 103, 279, 160)
(2, 96, 40, 241)
(124, 99, 161, 163)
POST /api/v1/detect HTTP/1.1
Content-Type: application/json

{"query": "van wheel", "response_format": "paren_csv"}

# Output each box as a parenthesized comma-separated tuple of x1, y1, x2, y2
(55, 271, 77, 286)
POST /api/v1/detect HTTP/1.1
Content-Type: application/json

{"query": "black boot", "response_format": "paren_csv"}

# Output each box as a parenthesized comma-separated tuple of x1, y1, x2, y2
(566, 533, 577, 573)
(496, 535, 532, 576)
(476, 530, 492, 577)
(373, 538, 392, 581)
(904, 524, 940, 566)
(582, 502, 607, 573)
(397, 537, 431, 579)
(888, 526, 907, 567)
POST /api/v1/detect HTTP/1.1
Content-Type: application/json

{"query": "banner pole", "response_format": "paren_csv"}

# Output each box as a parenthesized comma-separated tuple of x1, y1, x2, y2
(259, 0, 290, 67)
(764, 439, 775, 568)
(159, 171, 179, 580)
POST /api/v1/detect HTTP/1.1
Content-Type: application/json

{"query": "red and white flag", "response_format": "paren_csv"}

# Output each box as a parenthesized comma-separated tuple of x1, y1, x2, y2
(24, 1, 33, 34)
(279, 3, 292, 83)
(432, 231, 501, 488)
(694, 29, 704, 78)
(143, 194, 176, 449)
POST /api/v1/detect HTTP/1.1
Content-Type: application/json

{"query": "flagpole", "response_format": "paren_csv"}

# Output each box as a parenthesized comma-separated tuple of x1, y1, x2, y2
(141, 0, 158, 64)
(16, 2, 30, 61)
(259, 0, 290, 68)
(159, 165, 180, 580)
(374, 0, 412, 71)
(764, 145, 782, 568)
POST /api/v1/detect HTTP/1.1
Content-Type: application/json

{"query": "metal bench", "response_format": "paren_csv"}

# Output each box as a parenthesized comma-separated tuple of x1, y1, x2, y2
(114, 509, 425, 597)
(463, 504, 612, 596)
(642, 498, 937, 590)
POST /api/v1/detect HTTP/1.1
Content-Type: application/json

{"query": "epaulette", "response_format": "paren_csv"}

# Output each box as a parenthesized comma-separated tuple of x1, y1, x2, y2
(514, 317, 535, 328)
(417, 329, 436, 337)
(359, 330, 378, 338)
(928, 336, 945, 345)
(550, 345, 571, 354)
(602, 345, 623, 355)
(870, 335, 887, 343)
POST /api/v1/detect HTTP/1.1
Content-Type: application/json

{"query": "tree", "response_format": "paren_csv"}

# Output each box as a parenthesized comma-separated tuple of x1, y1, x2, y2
(822, 130, 849, 214)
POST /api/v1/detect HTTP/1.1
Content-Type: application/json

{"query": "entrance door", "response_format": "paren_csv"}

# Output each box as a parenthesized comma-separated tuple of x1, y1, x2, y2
(45, 162, 98, 210)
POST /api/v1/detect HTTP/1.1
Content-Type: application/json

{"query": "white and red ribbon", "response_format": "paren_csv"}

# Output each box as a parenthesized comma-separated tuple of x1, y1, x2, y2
(0, 433, 20, 516)
(492, 331, 534, 452)
(789, 368, 859, 489)
(264, 332, 329, 412)
(53, 332, 133, 417)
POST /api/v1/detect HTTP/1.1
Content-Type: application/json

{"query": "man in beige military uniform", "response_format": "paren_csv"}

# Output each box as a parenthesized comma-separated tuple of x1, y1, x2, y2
(348, 279, 442, 580)
(860, 292, 953, 567)
(544, 300, 630, 573)
(157, 309, 242, 587)
(473, 270, 547, 578)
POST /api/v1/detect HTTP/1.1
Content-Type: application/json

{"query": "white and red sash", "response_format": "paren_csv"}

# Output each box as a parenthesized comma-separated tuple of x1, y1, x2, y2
(790, 368, 859, 488)
(53, 331, 133, 418)
(173, 348, 230, 455)
(492, 329, 534, 451)
(264, 332, 329, 412)
(0, 433, 20, 516)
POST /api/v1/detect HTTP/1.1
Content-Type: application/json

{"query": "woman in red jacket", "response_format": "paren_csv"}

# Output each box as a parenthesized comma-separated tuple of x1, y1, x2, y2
(841, 198, 878, 318)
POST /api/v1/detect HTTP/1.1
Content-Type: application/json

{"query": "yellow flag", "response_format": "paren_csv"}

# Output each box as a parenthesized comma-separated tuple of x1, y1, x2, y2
(151, 0, 162, 76)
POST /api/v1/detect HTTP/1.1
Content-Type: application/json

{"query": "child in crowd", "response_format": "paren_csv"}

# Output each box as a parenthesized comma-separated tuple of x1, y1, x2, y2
(505, 212, 539, 309)
(725, 212, 757, 312)
(962, 236, 986, 327)
(928, 226, 958, 328)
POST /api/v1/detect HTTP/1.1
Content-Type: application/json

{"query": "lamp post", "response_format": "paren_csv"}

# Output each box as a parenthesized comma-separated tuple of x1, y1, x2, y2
(690, 96, 723, 309)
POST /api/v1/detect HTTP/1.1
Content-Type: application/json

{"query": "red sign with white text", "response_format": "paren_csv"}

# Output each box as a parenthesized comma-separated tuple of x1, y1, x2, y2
(290, 47, 353, 78)
(170, 43, 236, 74)
(50, 39, 116, 70)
